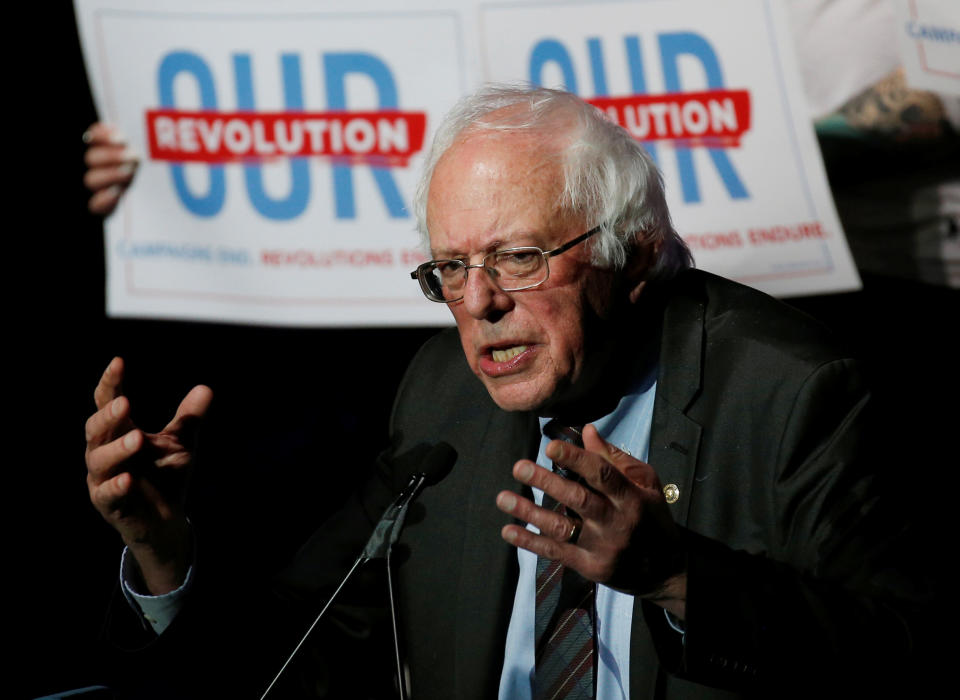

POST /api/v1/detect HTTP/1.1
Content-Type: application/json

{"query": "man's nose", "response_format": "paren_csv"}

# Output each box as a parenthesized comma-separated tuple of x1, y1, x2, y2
(461, 265, 513, 320)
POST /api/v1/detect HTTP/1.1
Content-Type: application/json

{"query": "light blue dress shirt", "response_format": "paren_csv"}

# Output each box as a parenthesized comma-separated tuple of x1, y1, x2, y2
(499, 365, 658, 700)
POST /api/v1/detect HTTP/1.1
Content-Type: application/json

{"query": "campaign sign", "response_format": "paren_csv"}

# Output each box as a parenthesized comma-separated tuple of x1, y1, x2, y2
(77, 0, 859, 327)
(895, 0, 960, 95)
(75, 0, 464, 326)
(480, 0, 860, 296)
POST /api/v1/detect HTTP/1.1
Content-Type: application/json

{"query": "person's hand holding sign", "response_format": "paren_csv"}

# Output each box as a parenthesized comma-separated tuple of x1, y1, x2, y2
(83, 122, 138, 215)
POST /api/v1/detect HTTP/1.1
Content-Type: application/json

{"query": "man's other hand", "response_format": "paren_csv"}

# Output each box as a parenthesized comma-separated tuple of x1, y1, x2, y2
(85, 357, 212, 594)
(496, 424, 687, 617)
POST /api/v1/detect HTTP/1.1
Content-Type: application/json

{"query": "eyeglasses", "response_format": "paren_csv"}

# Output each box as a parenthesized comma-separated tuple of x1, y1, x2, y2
(410, 226, 601, 303)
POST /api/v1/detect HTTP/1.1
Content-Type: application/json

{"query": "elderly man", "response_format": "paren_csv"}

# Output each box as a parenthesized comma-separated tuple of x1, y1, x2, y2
(85, 86, 914, 699)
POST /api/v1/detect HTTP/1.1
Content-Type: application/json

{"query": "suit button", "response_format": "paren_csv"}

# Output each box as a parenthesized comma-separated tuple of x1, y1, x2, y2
(663, 483, 680, 503)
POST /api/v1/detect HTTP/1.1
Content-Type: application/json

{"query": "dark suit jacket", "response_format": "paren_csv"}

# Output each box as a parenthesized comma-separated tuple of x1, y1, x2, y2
(108, 270, 918, 699)
(282, 270, 917, 699)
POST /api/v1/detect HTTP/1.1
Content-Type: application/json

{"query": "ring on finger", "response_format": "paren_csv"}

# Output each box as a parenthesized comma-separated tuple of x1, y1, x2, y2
(566, 516, 583, 545)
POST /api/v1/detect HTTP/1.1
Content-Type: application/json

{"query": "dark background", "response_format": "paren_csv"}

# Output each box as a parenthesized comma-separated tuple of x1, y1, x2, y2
(16, 4, 956, 697)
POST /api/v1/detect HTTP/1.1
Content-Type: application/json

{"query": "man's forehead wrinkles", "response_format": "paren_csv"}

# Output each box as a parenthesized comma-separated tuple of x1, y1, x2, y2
(426, 124, 577, 262)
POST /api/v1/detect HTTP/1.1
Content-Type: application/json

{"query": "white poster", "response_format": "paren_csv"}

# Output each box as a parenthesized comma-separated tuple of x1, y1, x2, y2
(895, 0, 960, 95)
(76, 0, 465, 326)
(76, 0, 859, 326)
(481, 0, 859, 297)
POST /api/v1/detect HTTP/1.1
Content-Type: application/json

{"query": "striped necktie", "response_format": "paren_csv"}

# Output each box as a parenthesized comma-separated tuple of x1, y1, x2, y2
(533, 421, 595, 700)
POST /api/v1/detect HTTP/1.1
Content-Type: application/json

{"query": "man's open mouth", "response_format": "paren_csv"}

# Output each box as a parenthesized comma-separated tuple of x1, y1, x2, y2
(491, 345, 528, 362)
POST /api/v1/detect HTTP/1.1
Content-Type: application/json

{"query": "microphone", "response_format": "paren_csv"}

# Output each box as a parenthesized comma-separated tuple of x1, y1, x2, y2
(365, 442, 456, 560)
(412, 441, 457, 486)
(374, 442, 455, 700)
(261, 442, 457, 700)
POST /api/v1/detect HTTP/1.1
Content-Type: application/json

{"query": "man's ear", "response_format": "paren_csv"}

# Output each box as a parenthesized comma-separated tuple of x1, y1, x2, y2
(625, 240, 659, 304)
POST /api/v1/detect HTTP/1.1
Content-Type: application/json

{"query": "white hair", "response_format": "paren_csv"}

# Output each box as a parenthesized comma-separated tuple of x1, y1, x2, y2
(413, 84, 692, 280)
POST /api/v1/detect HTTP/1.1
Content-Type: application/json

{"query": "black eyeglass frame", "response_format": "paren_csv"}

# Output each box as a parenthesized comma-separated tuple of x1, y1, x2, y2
(409, 225, 602, 303)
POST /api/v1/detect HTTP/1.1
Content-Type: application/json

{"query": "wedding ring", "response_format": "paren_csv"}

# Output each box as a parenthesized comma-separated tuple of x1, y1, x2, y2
(567, 517, 583, 545)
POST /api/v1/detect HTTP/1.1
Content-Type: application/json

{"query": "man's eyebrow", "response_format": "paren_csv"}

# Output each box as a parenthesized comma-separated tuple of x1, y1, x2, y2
(431, 238, 518, 259)
(429, 249, 464, 260)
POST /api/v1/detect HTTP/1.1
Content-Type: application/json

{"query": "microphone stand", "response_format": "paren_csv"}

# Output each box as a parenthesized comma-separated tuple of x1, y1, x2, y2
(386, 546, 407, 700)
(260, 472, 428, 700)
(378, 473, 427, 700)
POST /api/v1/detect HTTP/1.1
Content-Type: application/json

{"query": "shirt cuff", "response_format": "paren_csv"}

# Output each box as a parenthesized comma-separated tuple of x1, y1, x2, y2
(119, 546, 194, 635)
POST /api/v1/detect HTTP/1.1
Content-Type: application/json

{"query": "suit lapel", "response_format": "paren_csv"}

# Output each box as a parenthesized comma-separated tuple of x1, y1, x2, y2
(632, 274, 706, 699)
(649, 275, 705, 527)
(454, 408, 539, 699)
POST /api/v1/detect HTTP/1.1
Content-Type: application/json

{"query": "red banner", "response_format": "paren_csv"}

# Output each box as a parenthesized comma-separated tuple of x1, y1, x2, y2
(589, 89, 751, 147)
(145, 109, 427, 166)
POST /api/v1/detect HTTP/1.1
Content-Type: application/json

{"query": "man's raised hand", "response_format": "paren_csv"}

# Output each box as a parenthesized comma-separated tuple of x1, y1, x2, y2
(85, 357, 212, 594)
(496, 424, 687, 617)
